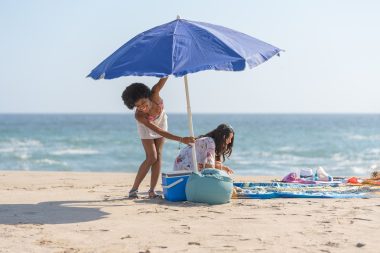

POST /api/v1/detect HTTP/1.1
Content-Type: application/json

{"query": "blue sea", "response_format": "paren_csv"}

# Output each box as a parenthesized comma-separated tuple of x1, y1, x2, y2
(0, 114, 379, 176)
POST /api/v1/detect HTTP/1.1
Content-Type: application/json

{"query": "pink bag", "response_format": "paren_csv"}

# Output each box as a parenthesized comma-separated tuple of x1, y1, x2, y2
(281, 172, 316, 184)
(281, 172, 298, 182)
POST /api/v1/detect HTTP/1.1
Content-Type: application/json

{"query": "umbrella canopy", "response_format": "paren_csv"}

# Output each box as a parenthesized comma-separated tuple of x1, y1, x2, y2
(87, 18, 282, 79)
(88, 18, 282, 172)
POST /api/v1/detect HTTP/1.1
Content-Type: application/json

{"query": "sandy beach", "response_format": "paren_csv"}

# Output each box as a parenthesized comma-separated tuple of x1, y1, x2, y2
(0, 171, 378, 253)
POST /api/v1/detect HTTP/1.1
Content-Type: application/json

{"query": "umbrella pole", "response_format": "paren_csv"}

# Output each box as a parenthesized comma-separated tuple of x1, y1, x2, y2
(183, 75, 198, 173)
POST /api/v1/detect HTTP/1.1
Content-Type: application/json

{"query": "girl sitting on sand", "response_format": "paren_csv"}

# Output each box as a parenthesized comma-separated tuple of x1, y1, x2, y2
(122, 77, 195, 199)
(173, 124, 235, 174)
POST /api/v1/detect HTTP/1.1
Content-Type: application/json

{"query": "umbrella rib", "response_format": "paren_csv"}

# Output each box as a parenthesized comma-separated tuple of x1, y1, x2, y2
(171, 20, 180, 74)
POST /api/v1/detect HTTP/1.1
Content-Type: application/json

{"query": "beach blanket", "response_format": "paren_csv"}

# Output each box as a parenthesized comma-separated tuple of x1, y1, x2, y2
(233, 182, 380, 199)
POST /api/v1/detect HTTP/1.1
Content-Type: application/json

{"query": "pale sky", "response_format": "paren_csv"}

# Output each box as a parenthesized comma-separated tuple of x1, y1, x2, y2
(1, 0, 379, 113)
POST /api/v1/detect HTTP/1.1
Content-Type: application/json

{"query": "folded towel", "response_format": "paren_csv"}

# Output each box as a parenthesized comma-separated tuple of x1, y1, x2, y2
(315, 167, 333, 181)
(300, 168, 313, 178)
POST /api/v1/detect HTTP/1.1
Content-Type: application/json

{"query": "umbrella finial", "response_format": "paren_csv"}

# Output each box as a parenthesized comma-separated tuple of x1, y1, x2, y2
(177, 15, 180, 20)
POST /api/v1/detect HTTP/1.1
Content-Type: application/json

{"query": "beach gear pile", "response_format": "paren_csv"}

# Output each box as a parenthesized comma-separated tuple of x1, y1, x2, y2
(163, 168, 380, 204)
(162, 169, 233, 205)
(233, 168, 380, 199)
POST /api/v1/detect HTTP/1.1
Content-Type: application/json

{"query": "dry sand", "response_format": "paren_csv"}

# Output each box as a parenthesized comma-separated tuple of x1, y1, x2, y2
(0, 171, 379, 253)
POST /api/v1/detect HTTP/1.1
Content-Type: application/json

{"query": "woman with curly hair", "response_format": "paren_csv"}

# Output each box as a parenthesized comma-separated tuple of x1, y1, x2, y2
(122, 77, 195, 198)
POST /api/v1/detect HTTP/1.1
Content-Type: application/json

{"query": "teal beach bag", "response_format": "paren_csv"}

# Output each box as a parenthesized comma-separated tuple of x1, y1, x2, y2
(185, 169, 233, 205)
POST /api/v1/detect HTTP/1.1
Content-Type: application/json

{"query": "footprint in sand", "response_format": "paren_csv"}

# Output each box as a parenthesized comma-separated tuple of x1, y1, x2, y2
(353, 217, 372, 221)
(207, 210, 224, 214)
(200, 215, 214, 219)
(37, 239, 54, 246)
(79, 229, 109, 232)
(231, 217, 256, 220)
(163, 207, 179, 211)
(223, 245, 237, 250)
(62, 248, 80, 253)
(155, 246, 168, 249)
(325, 241, 339, 247)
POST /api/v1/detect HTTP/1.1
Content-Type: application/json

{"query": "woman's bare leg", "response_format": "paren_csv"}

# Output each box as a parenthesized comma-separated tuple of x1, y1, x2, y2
(149, 137, 165, 194)
(130, 139, 157, 193)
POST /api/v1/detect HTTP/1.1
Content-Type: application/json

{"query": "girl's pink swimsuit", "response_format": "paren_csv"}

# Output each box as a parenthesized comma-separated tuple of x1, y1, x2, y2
(136, 99, 168, 139)
(147, 99, 164, 121)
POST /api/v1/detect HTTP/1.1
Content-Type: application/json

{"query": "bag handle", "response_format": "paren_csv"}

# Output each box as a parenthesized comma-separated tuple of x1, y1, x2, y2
(162, 178, 184, 189)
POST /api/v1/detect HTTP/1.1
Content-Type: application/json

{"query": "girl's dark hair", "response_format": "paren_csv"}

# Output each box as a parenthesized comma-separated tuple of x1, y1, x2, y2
(121, 83, 151, 109)
(199, 124, 234, 162)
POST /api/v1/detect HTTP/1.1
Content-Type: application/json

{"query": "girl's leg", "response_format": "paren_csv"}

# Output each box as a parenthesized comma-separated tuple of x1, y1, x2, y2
(149, 137, 165, 196)
(130, 139, 157, 195)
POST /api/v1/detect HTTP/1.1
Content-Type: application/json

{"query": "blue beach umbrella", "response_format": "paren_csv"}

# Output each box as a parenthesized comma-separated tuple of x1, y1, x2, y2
(88, 17, 283, 172)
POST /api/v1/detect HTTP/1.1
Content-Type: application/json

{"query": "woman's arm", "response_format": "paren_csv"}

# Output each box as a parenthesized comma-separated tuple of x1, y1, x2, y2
(135, 112, 194, 144)
(151, 77, 168, 100)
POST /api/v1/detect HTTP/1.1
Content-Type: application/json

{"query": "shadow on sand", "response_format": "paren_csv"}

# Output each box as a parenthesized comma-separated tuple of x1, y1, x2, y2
(0, 191, 212, 225)
(0, 200, 119, 225)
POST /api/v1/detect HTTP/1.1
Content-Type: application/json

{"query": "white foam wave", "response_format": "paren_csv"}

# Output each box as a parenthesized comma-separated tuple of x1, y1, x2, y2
(347, 134, 380, 141)
(6, 139, 42, 147)
(18, 153, 30, 160)
(51, 148, 99, 155)
(35, 159, 68, 166)
(0, 147, 14, 153)
(367, 148, 380, 155)
(331, 153, 346, 161)
(0, 139, 42, 154)
(234, 160, 254, 165)
(277, 146, 297, 152)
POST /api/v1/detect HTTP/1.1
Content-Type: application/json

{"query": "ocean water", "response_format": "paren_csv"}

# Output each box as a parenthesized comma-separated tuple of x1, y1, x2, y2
(0, 114, 379, 176)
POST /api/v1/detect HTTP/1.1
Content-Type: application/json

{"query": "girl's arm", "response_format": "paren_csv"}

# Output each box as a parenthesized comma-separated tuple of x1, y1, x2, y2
(202, 162, 234, 174)
(135, 112, 194, 144)
(215, 161, 234, 174)
(151, 77, 168, 100)
(201, 162, 223, 169)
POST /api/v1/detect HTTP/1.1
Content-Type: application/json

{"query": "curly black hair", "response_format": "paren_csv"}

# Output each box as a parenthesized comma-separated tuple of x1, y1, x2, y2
(199, 124, 235, 162)
(121, 83, 151, 110)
